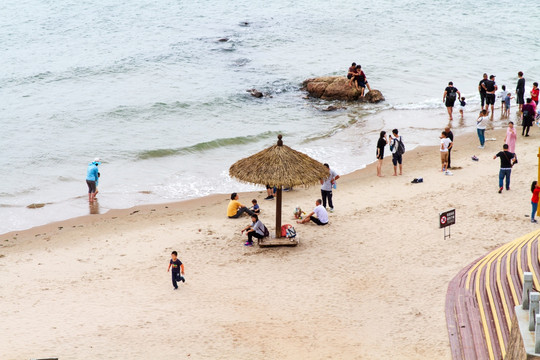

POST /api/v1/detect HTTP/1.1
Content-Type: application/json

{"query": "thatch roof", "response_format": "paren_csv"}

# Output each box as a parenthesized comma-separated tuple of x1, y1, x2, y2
(229, 135, 328, 187)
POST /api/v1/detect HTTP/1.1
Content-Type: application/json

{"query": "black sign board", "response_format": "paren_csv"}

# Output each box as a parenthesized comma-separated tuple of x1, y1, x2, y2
(439, 209, 456, 229)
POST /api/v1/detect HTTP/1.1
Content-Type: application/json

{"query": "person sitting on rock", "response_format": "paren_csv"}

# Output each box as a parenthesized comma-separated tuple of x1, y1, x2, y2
(347, 62, 357, 87)
(354, 65, 372, 97)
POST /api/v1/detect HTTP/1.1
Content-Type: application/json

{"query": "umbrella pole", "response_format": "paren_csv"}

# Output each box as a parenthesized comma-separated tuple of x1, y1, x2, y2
(275, 187, 282, 238)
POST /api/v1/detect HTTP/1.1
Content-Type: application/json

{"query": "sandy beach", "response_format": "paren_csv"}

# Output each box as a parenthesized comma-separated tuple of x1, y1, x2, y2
(2, 125, 540, 359)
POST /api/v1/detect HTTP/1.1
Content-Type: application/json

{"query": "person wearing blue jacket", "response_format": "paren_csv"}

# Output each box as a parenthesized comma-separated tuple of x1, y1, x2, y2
(86, 157, 100, 202)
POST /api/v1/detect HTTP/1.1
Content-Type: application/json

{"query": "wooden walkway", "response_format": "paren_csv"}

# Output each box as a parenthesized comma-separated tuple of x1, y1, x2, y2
(446, 230, 540, 360)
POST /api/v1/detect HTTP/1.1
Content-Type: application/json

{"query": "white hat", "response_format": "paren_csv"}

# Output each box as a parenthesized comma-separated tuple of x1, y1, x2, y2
(93, 157, 101, 164)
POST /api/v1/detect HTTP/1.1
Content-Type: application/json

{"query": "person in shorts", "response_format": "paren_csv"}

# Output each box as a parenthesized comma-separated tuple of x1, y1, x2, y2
(443, 82, 461, 120)
(478, 73, 488, 109)
(484, 75, 498, 117)
(389, 129, 403, 176)
(440, 131, 453, 173)
(459, 97, 466, 118)
(347, 62, 357, 87)
(85, 157, 100, 203)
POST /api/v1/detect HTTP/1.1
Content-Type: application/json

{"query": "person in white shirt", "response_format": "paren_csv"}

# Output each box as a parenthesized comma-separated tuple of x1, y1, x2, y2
(320, 163, 340, 212)
(440, 131, 453, 172)
(296, 199, 328, 226)
(476, 109, 488, 148)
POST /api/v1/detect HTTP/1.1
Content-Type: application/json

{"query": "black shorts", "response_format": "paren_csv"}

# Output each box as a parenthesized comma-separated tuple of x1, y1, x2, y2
(486, 94, 496, 105)
(86, 180, 96, 193)
(392, 153, 402, 166)
(347, 74, 353, 79)
(445, 98, 456, 108)
(310, 216, 327, 226)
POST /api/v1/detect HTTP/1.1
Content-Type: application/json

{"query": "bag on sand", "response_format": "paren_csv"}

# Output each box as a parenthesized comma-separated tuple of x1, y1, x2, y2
(281, 224, 297, 238)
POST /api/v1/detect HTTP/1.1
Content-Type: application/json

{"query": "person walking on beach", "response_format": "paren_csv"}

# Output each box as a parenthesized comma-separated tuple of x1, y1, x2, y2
(440, 132, 452, 173)
(476, 110, 488, 148)
(320, 163, 339, 212)
(389, 129, 404, 176)
(85, 157, 100, 203)
(485, 75, 498, 117)
(296, 199, 328, 226)
(493, 144, 516, 193)
(516, 71, 526, 112)
(376, 131, 387, 177)
(444, 127, 454, 169)
(479, 73, 489, 110)
(443, 82, 460, 120)
(167, 251, 185, 290)
(227, 193, 256, 218)
(531, 181, 540, 223)
(241, 214, 267, 246)
(522, 98, 535, 137)
(459, 97, 466, 118)
(504, 122, 517, 153)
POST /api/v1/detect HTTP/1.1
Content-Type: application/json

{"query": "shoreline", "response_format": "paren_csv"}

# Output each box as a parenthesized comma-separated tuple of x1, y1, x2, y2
(3, 126, 540, 358)
(1, 103, 512, 238)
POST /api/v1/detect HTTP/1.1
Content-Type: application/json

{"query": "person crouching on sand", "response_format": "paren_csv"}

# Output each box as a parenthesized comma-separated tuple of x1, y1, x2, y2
(297, 199, 328, 226)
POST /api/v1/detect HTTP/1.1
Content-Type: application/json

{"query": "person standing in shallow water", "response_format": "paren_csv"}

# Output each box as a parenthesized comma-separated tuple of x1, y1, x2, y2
(443, 82, 460, 120)
(85, 157, 100, 203)
(478, 73, 488, 110)
(516, 71, 526, 112)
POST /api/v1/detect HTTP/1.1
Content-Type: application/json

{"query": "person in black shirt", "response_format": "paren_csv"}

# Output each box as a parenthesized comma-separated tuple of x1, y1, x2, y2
(478, 73, 488, 110)
(516, 71, 526, 112)
(444, 127, 454, 169)
(493, 144, 516, 193)
(376, 131, 387, 177)
(443, 82, 461, 120)
(484, 75, 498, 116)
(167, 251, 185, 290)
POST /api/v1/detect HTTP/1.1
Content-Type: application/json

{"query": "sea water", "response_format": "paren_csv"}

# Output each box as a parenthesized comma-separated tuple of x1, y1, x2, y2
(1, 0, 539, 233)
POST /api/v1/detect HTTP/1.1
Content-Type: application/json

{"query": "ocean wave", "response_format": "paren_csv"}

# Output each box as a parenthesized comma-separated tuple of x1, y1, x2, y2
(137, 131, 282, 159)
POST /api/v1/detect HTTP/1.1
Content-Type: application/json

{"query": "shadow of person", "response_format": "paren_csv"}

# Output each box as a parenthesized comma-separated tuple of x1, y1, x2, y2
(89, 200, 100, 215)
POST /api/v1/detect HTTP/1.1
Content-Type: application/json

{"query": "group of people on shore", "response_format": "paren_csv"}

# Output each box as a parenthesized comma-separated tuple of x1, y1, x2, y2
(227, 163, 340, 246)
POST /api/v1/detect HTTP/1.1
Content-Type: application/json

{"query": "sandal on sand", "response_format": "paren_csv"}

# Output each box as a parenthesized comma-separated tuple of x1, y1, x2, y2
(471, 155, 479, 161)
(411, 178, 418, 183)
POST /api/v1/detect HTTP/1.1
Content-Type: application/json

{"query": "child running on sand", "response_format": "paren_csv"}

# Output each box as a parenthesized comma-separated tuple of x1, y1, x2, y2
(167, 251, 185, 290)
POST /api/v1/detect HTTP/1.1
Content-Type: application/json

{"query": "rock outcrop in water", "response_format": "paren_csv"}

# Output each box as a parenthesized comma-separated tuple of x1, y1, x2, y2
(302, 76, 385, 103)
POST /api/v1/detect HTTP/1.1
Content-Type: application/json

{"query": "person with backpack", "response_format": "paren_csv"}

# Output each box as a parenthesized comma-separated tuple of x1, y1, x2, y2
(389, 129, 405, 176)
(522, 98, 536, 137)
(443, 81, 461, 120)
(241, 214, 268, 246)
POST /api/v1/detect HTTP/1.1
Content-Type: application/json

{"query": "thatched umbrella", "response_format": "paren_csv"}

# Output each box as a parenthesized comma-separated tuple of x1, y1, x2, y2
(229, 134, 329, 238)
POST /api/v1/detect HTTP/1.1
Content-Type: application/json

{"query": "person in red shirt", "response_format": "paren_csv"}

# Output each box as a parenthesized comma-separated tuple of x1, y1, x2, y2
(531, 82, 539, 105)
(531, 181, 540, 223)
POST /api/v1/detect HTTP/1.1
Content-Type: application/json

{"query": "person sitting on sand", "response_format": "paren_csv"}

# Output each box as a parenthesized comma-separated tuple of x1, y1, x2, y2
(297, 199, 328, 226)
(250, 199, 260, 214)
(347, 62, 357, 87)
(241, 214, 267, 246)
(227, 193, 256, 218)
